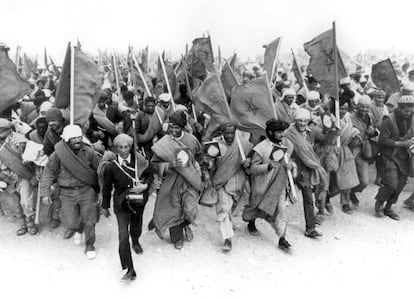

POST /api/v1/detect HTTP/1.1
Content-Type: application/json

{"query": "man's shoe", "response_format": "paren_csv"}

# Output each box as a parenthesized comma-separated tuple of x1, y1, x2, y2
(222, 239, 232, 252)
(85, 246, 96, 260)
(63, 229, 75, 239)
(16, 225, 27, 236)
(384, 210, 400, 220)
(304, 228, 323, 238)
(278, 237, 291, 252)
(325, 202, 334, 214)
(184, 225, 194, 241)
(132, 242, 143, 255)
(49, 219, 60, 229)
(315, 215, 323, 225)
(350, 193, 360, 207)
(74, 232, 83, 245)
(27, 222, 38, 235)
(121, 269, 137, 282)
(342, 204, 353, 214)
(374, 201, 384, 218)
(247, 221, 259, 236)
(174, 239, 184, 250)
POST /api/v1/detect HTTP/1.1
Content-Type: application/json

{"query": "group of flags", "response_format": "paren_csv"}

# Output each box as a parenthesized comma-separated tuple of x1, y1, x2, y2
(0, 24, 403, 133)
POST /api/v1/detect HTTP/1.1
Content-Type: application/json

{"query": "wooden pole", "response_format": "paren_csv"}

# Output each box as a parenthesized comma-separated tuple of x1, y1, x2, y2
(70, 44, 75, 125)
(332, 22, 341, 148)
(131, 48, 152, 97)
(270, 37, 282, 86)
(224, 59, 241, 86)
(213, 64, 246, 161)
(34, 167, 43, 225)
(159, 52, 176, 111)
(181, 55, 198, 122)
(112, 52, 121, 98)
(264, 71, 278, 120)
(291, 48, 309, 94)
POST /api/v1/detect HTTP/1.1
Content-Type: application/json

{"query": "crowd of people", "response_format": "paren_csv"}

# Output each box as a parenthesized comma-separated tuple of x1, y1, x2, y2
(1, 57, 414, 282)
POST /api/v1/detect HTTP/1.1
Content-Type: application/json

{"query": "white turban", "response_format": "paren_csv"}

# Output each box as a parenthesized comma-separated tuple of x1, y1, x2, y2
(357, 95, 371, 105)
(175, 104, 188, 112)
(61, 125, 83, 142)
(159, 93, 171, 103)
(39, 101, 53, 115)
(398, 95, 414, 104)
(294, 108, 311, 120)
(113, 133, 133, 147)
(307, 91, 320, 101)
(282, 88, 296, 98)
(340, 76, 351, 85)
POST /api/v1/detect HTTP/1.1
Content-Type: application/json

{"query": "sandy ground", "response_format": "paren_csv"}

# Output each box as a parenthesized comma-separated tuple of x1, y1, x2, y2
(1, 176, 414, 301)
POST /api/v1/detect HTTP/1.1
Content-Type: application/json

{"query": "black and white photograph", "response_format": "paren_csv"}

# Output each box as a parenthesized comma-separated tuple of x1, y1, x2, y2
(1, 0, 414, 300)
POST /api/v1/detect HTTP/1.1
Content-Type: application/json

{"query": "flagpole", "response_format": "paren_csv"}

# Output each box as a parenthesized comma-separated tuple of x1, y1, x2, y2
(159, 52, 176, 111)
(131, 49, 152, 97)
(224, 59, 241, 85)
(181, 55, 198, 122)
(333, 22, 341, 148)
(213, 64, 246, 161)
(112, 52, 121, 98)
(270, 37, 282, 86)
(70, 44, 75, 125)
(291, 49, 309, 94)
(264, 72, 278, 120)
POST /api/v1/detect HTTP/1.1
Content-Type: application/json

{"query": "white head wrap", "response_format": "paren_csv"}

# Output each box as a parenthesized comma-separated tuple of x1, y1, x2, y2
(398, 95, 414, 104)
(113, 133, 133, 146)
(339, 76, 351, 85)
(307, 91, 320, 101)
(159, 93, 171, 103)
(39, 101, 53, 115)
(282, 88, 296, 98)
(61, 125, 83, 142)
(357, 95, 371, 105)
(294, 108, 311, 120)
(175, 104, 188, 112)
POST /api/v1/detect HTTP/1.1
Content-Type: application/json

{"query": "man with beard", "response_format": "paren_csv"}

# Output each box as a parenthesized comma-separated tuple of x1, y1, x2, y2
(206, 122, 252, 252)
(132, 96, 165, 159)
(150, 111, 204, 250)
(101, 134, 153, 281)
(375, 95, 414, 220)
(28, 117, 48, 144)
(284, 108, 328, 238)
(242, 119, 293, 251)
(40, 125, 100, 259)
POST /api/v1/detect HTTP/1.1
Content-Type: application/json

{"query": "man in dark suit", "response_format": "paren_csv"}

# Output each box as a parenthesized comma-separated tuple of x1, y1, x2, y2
(101, 133, 153, 281)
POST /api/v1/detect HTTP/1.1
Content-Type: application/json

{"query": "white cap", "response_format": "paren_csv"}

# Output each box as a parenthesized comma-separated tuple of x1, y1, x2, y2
(175, 104, 188, 112)
(39, 101, 53, 115)
(357, 95, 371, 105)
(282, 88, 296, 98)
(61, 125, 83, 142)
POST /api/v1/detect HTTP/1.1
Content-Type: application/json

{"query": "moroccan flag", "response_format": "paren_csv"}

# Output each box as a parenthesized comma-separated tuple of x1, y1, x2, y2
(230, 77, 275, 136)
(0, 45, 31, 115)
(221, 61, 240, 99)
(154, 53, 176, 98)
(291, 50, 304, 88)
(128, 48, 153, 94)
(304, 29, 347, 97)
(48, 56, 59, 76)
(54, 43, 102, 126)
(229, 53, 237, 69)
(140, 46, 149, 73)
(263, 37, 281, 83)
(187, 37, 214, 80)
(193, 72, 230, 123)
(371, 59, 400, 94)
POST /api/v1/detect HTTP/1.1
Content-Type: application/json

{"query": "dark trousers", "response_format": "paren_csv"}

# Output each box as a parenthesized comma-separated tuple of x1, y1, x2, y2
(376, 160, 407, 211)
(299, 186, 316, 230)
(59, 186, 98, 249)
(169, 220, 190, 244)
(115, 205, 145, 271)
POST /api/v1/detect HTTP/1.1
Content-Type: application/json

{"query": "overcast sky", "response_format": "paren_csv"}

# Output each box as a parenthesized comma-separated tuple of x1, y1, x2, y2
(2, 0, 413, 63)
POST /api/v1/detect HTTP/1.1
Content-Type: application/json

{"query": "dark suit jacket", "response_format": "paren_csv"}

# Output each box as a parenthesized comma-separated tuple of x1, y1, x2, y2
(102, 153, 154, 213)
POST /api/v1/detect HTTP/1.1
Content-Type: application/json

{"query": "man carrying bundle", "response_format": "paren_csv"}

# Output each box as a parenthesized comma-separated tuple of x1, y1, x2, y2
(40, 125, 100, 259)
(242, 119, 293, 251)
(150, 111, 204, 250)
(205, 121, 252, 252)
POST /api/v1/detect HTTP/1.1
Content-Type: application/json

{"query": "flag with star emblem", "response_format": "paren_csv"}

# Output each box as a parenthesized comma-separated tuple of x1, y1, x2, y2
(304, 29, 347, 97)
(371, 58, 400, 95)
(230, 76, 275, 135)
